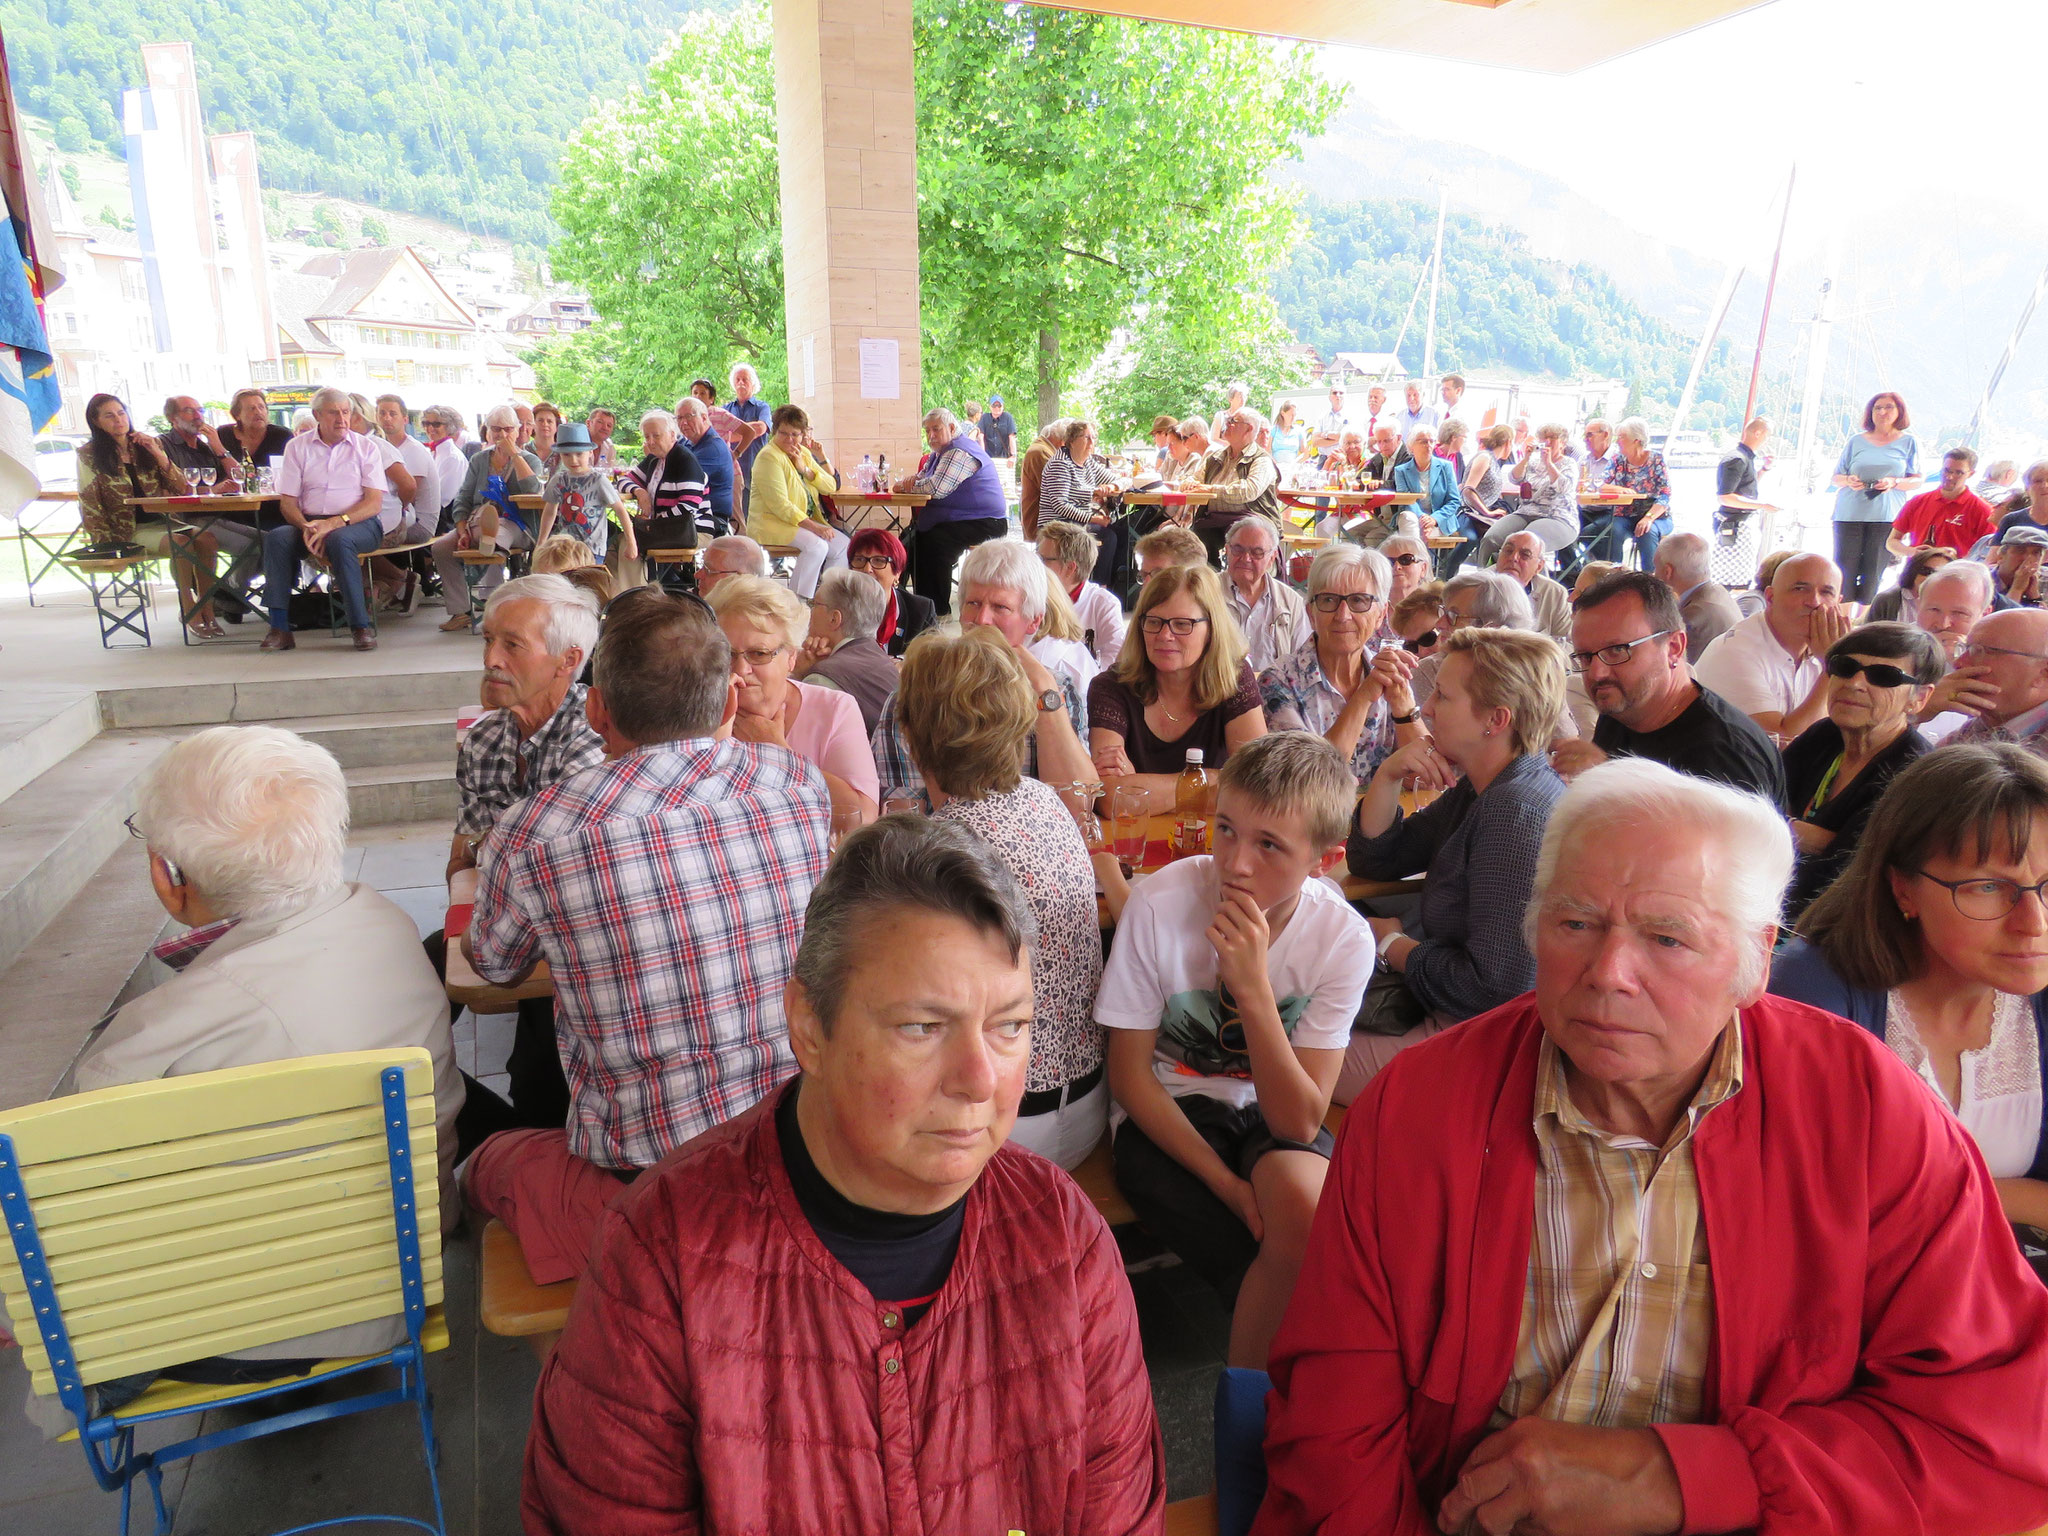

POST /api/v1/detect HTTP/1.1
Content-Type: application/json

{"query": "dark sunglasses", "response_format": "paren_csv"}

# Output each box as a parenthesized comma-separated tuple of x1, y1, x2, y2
(1388, 553, 1424, 567)
(1826, 654, 1915, 688)
(1403, 629, 1439, 653)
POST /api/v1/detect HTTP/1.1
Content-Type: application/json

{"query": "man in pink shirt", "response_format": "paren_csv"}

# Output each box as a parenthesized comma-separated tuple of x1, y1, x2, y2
(262, 386, 388, 652)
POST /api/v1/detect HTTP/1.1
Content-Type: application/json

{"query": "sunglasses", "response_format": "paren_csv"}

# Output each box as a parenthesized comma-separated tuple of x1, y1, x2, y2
(1403, 628, 1439, 653)
(1388, 553, 1424, 568)
(1826, 654, 1916, 688)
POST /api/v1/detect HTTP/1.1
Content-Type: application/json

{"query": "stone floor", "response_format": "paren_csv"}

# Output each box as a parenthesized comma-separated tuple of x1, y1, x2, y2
(2, 821, 1226, 1533)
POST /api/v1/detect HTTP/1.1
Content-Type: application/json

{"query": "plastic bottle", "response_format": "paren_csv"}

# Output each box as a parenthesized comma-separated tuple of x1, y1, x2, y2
(855, 453, 876, 493)
(1173, 749, 1215, 858)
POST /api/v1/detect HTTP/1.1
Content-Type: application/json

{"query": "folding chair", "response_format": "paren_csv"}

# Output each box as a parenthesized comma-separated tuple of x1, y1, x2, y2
(0, 1048, 449, 1536)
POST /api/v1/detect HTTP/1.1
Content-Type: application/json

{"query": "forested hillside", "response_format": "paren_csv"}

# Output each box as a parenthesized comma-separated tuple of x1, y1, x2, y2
(0, 0, 714, 245)
(1273, 199, 1750, 427)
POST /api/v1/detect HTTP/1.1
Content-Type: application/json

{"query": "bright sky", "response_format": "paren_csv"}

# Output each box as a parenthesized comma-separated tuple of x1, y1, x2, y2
(1315, 0, 2043, 270)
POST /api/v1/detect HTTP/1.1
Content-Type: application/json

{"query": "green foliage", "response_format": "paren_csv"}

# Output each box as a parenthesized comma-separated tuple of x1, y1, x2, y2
(541, 5, 784, 414)
(57, 161, 80, 198)
(53, 114, 86, 152)
(0, 0, 714, 243)
(1084, 295, 1310, 440)
(361, 212, 389, 244)
(913, 0, 1343, 426)
(1271, 199, 1751, 429)
(311, 203, 344, 247)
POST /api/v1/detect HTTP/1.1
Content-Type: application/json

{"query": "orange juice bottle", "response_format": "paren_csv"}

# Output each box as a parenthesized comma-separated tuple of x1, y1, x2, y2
(1173, 749, 1215, 858)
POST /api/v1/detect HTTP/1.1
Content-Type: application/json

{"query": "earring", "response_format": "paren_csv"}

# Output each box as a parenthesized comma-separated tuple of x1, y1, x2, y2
(1899, 906, 1916, 921)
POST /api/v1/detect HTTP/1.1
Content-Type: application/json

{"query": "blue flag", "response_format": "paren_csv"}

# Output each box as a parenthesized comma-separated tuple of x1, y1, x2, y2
(0, 216, 59, 433)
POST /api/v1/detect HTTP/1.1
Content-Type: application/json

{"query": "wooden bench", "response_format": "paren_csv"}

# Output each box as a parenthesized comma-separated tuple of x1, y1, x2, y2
(644, 545, 697, 592)
(453, 548, 507, 632)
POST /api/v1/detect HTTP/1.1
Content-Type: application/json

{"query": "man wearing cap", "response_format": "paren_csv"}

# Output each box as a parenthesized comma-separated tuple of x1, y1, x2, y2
(976, 396, 1017, 463)
(1992, 525, 2048, 610)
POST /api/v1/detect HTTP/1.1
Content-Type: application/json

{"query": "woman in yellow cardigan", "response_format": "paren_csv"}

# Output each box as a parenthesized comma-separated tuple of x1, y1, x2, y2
(747, 404, 847, 597)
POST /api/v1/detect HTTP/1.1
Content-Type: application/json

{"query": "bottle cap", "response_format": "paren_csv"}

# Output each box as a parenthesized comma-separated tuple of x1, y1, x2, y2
(1185, 749, 1204, 766)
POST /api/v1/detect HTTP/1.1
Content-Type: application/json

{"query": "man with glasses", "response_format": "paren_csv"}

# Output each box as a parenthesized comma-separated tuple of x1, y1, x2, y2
(1551, 569, 1787, 808)
(1223, 515, 1308, 674)
(1492, 529, 1571, 645)
(1924, 609, 2048, 755)
(1695, 552, 1848, 741)
(695, 533, 769, 600)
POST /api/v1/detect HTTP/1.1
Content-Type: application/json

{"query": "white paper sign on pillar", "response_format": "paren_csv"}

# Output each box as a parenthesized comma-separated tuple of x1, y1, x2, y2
(858, 337, 900, 401)
(802, 336, 817, 400)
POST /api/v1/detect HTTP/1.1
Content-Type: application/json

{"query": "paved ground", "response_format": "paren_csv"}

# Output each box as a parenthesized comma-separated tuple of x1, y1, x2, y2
(3, 823, 1225, 1533)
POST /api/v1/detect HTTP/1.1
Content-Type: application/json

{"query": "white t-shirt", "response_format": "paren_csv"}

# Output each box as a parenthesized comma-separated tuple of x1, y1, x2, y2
(1692, 611, 1821, 722)
(391, 433, 437, 534)
(1029, 633, 1099, 715)
(362, 432, 407, 534)
(1096, 855, 1375, 1109)
(1073, 581, 1127, 671)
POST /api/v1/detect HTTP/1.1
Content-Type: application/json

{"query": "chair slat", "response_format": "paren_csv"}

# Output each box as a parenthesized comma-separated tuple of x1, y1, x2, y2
(21, 1120, 436, 1234)
(17, 1209, 404, 1303)
(27, 1275, 447, 1393)
(0, 1051, 435, 1164)
(19, 1098, 433, 1199)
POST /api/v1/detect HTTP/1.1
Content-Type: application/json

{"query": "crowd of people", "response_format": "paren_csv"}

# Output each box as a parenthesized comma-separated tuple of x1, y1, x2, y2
(43, 363, 2048, 1536)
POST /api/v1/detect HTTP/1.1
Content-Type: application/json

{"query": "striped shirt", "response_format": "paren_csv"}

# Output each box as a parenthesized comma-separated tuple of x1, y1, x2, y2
(1037, 448, 1117, 526)
(1495, 1024, 1743, 1429)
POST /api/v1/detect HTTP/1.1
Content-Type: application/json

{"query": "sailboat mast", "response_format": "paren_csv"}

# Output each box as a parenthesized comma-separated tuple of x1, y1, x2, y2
(1966, 255, 2048, 448)
(1792, 230, 1840, 494)
(1669, 261, 1745, 438)
(1744, 165, 1796, 426)
(1422, 187, 1447, 379)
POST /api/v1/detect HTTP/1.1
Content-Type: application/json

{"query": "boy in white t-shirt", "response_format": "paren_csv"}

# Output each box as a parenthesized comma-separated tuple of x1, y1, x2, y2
(1099, 731, 1374, 1368)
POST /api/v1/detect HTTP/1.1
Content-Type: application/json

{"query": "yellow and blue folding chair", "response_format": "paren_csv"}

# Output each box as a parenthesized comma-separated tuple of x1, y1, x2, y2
(0, 1048, 449, 1536)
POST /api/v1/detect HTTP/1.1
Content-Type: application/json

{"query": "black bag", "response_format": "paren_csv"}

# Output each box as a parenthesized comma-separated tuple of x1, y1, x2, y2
(287, 589, 338, 631)
(1354, 967, 1429, 1036)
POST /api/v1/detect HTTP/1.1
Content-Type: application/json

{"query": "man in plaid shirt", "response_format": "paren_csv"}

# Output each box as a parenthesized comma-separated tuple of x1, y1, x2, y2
(464, 595, 831, 1284)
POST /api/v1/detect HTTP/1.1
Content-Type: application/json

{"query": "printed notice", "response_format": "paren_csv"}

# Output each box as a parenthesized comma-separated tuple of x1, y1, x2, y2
(858, 337, 900, 400)
(802, 336, 817, 399)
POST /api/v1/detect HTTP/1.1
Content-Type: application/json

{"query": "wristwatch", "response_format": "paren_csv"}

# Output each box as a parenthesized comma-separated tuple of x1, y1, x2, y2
(1389, 710, 1418, 725)
(1036, 687, 1064, 714)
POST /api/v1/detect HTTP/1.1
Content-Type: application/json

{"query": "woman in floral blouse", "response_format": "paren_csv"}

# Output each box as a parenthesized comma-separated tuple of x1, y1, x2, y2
(1597, 416, 1673, 572)
(897, 624, 1107, 1170)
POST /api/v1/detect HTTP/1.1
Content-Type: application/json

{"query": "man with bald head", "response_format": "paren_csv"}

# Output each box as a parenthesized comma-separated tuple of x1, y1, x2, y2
(1693, 551, 1848, 740)
(1917, 608, 2048, 754)
(1492, 529, 1571, 644)
(1652, 530, 1741, 659)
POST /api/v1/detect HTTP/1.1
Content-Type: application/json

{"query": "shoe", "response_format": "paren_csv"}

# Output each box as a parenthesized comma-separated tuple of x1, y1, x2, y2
(353, 627, 378, 652)
(439, 613, 474, 633)
(259, 627, 295, 652)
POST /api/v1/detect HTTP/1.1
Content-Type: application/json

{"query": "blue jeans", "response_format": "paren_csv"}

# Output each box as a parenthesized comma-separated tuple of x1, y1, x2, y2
(264, 517, 386, 630)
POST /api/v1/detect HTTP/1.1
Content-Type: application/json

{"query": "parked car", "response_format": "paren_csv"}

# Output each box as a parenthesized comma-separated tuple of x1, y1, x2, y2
(34, 433, 85, 492)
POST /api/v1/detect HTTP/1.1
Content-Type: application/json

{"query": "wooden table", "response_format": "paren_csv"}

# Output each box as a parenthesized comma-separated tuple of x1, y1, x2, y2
(125, 493, 280, 637)
(444, 869, 554, 1011)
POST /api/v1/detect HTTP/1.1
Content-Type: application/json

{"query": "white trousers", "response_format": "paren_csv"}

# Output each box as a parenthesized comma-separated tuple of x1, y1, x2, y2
(1004, 1079, 1109, 1171)
(791, 526, 849, 599)
(431, 522, 531, 617)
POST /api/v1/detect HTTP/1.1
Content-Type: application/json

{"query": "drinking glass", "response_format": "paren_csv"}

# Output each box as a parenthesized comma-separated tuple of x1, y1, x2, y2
(1110, 784, 1149, 866)
(1057, 780, 1105, 852)
(829, 808, 864, 853)
(881, 792, 923, 818)
(193, 467, 215, 493)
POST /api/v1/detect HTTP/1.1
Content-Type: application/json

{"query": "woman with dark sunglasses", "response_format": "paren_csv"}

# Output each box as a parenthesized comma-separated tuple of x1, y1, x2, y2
(1780, 620, 1945, 916)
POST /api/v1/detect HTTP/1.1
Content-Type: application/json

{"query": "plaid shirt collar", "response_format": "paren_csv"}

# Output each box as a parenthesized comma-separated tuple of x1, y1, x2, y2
(153, 917, 242, 973)
(1535, 1019, 1744, 1153)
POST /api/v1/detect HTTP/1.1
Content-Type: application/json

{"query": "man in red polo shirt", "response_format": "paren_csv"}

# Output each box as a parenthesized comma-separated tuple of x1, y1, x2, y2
(1888, 446, 1996, 559)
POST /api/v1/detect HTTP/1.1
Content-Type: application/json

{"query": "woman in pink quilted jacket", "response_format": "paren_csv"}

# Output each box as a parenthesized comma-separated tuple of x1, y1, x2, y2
(522, 814, 1165, 1536)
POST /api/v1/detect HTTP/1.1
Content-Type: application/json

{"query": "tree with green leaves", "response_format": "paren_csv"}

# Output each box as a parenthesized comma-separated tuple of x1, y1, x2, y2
(535, 4, 784, 416)
(913, 1, 1342, 424)
(1081, 296, 1310, 441)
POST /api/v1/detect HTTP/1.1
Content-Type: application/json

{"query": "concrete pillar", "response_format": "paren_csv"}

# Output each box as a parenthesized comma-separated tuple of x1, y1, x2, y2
(772, 0, 923, 475)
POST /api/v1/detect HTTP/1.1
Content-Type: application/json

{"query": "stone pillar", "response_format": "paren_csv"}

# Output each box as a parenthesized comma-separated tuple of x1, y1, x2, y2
(772, 0, 923, 475)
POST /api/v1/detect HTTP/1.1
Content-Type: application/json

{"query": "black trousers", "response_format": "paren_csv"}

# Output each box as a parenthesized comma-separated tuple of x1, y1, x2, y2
(1834, 521, 1893, 606)
(912, 516, 1006, 616)
(423, 931, 571, 1161)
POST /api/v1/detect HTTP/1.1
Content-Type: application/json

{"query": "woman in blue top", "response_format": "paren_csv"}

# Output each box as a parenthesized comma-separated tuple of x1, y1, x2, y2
(1770, 743, 2048, 1260)
(1393, 426, 1463, 576)
(1831, 391, 1924, 608)
(1270, 399, 1306, 471)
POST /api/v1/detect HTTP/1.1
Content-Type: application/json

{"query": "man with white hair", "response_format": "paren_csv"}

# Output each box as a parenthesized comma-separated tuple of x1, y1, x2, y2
(1914, 557, 1994, 663)
(895, 406, 1010, 610)
(261, 385, 389, 652)
(674, 395, 736, 536)
(795, 567, 898, 733)
(1396, 379, 1437, 444)
(1221, 514, 1309, 673)
(1312, 383, 1350, 454)
(1652, 530, 1740, 660)
(1695, 552, 1848, 740)
(1194, 406, 1282, 561)
(78, 725, 463, 1364)
(1257, 757, 2048, 1536)
(870, 540, 1095, 805)
(697, 533, 769, 600)
(1492, 529, 1572, 645)
(1916, 607, 2048, 754)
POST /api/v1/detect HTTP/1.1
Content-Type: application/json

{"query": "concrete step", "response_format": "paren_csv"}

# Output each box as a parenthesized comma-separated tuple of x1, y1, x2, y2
(0, 731, 173, 978)
(0, 685, 101, 805)
(347, 759, 458, 827)
(267, 709, 460, 771)
(99, 666, 480, 730)
(0, 841, 169, 1111)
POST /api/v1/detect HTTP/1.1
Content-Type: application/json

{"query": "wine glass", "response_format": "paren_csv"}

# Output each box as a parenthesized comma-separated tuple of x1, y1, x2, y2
(193, 467, 215, 494)
(1057, 780, 1105, 852)
(881, 792, 924, 818)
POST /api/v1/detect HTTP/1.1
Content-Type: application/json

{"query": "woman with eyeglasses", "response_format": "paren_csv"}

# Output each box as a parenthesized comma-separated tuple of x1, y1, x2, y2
(1088, 563, 1266, 798)
(844, 527, 934, 657)
(1260, 544, 1425, 785)
(1773, 744, 2048, 1260)
(706, 574, 879, 824)
(1337, 627, 1570, 1100)
(1779, 621, 1944, 917)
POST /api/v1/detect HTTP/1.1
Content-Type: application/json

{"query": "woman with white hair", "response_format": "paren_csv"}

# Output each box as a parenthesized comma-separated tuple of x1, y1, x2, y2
(709, 574, 879, 821)
(430, 401, 543, 631)
(625, 407, 710, 553)
(1488, 421, 1582, 562)
(74, 726, 463, 1367)
(1598, 415, 1673, 572)
(1259, 543, 1426, 785)
(794, 566, 899, 733)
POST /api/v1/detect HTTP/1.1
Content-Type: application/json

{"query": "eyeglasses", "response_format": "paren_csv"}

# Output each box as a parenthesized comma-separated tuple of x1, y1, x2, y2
(1963, 641, 2048, 664)
(731, 645, 787, 669)
(1226, 545, 1273, 562)
(1310, 592, 1382, 615)
(124, 813, 146, 840)
(1139, 615, 1210, 637)
(850, 555, 895, 572)
(1914, 870, 2048, 921)
(1388, 553, 1424, 568)
(1825, 654, 1916, 688)
(1567, 629, 1676, 673)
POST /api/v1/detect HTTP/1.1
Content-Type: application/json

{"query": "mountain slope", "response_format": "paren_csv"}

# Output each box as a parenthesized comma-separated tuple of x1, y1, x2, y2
(0, 0, 722, 245)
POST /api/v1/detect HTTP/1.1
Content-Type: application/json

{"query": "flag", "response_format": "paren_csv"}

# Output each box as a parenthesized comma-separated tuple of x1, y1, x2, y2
(0, 26, 61, 516)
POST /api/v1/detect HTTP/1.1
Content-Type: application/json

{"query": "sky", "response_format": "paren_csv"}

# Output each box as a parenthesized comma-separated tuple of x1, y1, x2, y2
(1314, 0, 2045, 272)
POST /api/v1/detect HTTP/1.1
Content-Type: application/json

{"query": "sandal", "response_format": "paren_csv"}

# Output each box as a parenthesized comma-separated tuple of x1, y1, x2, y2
(439, 614, 475, 633)
(189, 618, 228, 640)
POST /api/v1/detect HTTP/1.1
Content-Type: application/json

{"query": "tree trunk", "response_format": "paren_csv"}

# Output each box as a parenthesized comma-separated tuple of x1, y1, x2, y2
(1037, 323, 1060, 427)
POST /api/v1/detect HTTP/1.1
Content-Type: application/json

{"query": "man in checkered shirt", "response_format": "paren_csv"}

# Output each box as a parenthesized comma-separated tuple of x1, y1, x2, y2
(463, 593, 831, 1285)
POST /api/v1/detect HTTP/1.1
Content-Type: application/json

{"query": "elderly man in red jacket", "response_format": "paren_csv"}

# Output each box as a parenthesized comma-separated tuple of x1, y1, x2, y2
(1256, 757, 2048, 1536)
(523, 814, 1165, 1535)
